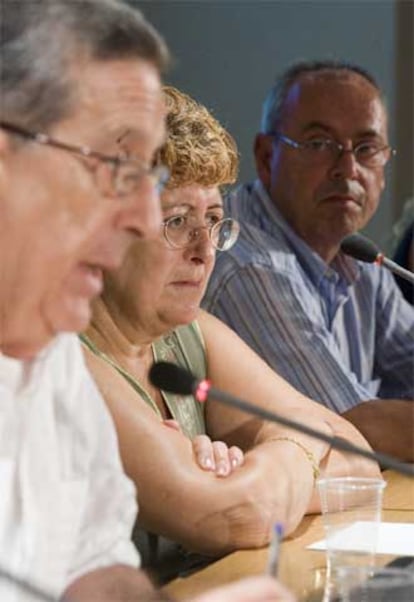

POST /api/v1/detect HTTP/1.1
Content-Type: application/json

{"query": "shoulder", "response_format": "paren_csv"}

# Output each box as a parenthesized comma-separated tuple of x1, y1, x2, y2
(223, 182, 255, 218)
(197, 309, 243, 347)
(355, 260, 401, 296)
(348, 261, 414, 323)
(39, 334, 89, 390)
(56, 335, 110, 414)
(174, 320, 204, 349)
(209, 232, 300, 293)
(197, 308, 225, 331)
(218, 183, 296, 272)
(34, 336, 124, 473)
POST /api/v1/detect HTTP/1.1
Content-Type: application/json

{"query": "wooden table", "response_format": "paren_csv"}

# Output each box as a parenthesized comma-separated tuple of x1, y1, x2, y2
(164, 471, 414, 600)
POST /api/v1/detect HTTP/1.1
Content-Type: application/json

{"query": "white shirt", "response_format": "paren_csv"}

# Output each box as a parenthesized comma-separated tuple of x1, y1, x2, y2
(0, 334, 139, 601)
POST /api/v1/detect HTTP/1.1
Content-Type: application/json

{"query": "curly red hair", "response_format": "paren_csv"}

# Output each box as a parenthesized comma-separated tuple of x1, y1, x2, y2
(158, 86, 239, 190)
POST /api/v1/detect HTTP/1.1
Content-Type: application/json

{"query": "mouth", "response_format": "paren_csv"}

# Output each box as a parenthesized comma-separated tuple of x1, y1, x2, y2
(76, 263, 104, 297)
(323, 194, 362, 207)
(170, 279, 203, 288)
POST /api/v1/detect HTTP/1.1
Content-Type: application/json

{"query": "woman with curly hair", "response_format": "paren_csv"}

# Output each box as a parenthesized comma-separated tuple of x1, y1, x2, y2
(81, 87, 378, 581)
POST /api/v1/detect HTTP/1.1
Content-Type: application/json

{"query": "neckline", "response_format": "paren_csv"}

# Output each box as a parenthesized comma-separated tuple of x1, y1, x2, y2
(80, 332, 171, 420)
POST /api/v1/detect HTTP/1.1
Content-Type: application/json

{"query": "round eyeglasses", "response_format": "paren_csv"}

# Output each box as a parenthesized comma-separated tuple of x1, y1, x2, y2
(271, 132, 395, 168)
(0, 120, 170, 198)
(163, 215, 240, 251)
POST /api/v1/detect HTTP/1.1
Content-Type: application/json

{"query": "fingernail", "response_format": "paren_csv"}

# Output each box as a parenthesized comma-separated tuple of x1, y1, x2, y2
(231, 458, 239, 468)
(201, 457, 213, 470)
(216, 462, 229, 477)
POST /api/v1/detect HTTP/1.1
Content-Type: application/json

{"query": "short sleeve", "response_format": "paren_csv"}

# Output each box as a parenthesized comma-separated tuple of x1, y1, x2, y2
(57, 338, 140, 588)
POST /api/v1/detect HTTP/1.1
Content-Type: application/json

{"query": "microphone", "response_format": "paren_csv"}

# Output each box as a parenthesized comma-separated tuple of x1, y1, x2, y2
(341, 233, 414, 285)
(149, 361, 414, 478)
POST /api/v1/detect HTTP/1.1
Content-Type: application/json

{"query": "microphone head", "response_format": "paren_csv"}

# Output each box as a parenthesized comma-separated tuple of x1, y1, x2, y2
(340, 233, 380, 263)
(149, 361, 196, 395)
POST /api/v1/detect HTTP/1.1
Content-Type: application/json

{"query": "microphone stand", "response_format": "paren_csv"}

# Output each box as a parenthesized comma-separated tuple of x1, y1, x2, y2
(204, 385, 414, 478)
(149, 362, 414, 477)
(378, 255, 414, 285)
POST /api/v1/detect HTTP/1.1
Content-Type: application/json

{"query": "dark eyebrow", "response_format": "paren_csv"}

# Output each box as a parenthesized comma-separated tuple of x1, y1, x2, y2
(302, 122, 385, 140)
(162, 202, 192, 211)
(353, 130, 386, 140)
(162, 202, 224, 213)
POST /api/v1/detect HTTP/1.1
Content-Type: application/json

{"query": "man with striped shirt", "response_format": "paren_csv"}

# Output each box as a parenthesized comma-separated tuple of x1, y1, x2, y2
(203, 61, 414, 461)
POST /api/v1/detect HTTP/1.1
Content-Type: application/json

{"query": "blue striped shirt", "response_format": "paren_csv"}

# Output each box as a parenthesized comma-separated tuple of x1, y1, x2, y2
(202, 180, 414, 413)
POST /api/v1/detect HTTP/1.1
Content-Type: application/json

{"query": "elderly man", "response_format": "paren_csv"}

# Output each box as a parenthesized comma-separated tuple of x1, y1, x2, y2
(203, 61, 414, 462)
(0, 1, 292, 601)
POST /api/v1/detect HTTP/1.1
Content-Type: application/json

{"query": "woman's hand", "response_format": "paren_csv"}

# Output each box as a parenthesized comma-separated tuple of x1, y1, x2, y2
(162, 420, 244, 477)
(192, 434, 244, 477)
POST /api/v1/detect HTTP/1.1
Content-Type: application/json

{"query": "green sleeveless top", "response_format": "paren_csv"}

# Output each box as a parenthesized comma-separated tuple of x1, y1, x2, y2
(81, 322, 213, 582)
(80, 321, 207, 439)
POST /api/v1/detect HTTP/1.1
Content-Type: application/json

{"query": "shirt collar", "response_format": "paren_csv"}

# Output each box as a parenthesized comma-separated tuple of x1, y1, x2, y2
(253, 179, 361, 289)
(0, 338, 56, 395)
(0, 352, 27, 394)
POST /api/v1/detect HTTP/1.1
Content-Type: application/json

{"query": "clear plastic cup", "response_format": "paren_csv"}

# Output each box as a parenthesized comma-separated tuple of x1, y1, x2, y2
(337, 565, 414, 601)
(317, 477, 386, 597)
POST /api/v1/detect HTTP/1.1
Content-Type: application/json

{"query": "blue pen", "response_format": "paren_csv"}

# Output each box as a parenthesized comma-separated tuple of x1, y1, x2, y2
(267, 522, 284, 577)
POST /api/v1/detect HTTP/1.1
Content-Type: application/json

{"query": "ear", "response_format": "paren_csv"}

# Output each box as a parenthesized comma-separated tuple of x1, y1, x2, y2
(254, 133, 273, 189)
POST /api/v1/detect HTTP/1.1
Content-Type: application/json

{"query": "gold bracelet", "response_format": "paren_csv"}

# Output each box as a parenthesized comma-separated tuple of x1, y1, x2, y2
(266, 436, 320, 483)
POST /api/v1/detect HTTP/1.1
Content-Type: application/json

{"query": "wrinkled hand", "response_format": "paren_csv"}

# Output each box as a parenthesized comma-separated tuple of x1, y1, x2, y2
(162, 420, 244, 477)
(192, 434, 244, 477)
(191, 576, 296, 602)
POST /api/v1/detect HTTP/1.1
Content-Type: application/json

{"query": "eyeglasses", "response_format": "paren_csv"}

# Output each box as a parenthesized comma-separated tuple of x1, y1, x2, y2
(0, 121, 169, 199)
(163, 215, 240, 251)
(271, 132, 395, 168)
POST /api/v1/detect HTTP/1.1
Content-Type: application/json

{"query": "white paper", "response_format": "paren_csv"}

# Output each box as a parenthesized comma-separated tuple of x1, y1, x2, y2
(308, 521, 414, 556)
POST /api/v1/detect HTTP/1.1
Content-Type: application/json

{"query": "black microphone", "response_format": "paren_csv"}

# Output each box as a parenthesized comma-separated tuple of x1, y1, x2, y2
(149, 361, 414, 477)
(341, 233, 414, 285)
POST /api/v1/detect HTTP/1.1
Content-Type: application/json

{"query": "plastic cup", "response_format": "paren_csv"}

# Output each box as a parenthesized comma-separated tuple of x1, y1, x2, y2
(317, 477, 386, 597)
(337, 565, 414, 601)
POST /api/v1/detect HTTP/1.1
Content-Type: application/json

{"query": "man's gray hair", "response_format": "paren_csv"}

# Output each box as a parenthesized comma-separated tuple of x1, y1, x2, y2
(260, 60, 382, 134)
(0, 0, 169, 130)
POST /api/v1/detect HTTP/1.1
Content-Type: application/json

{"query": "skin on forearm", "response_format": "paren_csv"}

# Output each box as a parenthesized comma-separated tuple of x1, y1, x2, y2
(84, 349, 309, 554)
(198, 310, 381, 515)
(306, 401, 382, 514)
(82, 309, 381, 557)
(342, 399, 414, 462)
(199, 311, 379, 463)
(135, 439, 314, 552)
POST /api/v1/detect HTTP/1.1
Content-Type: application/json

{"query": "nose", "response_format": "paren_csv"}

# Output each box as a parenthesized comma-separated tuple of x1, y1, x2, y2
(186, 227, 216, 263)
(329, 147, 359, 180)
(115, 176, 162, 239)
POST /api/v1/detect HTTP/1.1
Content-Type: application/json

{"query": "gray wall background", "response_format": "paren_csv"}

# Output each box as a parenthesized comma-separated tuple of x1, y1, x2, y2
(135, 0, 413, 249)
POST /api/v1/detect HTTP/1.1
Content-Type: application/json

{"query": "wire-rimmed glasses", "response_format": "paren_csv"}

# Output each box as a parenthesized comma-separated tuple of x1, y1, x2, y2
(271, 132, 395, 168)
(163, 215, 240, 251)
(0, 120, 170, 198)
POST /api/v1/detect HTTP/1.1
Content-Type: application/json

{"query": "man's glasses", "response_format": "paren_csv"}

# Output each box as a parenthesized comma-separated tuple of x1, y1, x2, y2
(163, 214, 240, 251)
(0, 121, 169, 199)
(271, 132, 395, 168)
